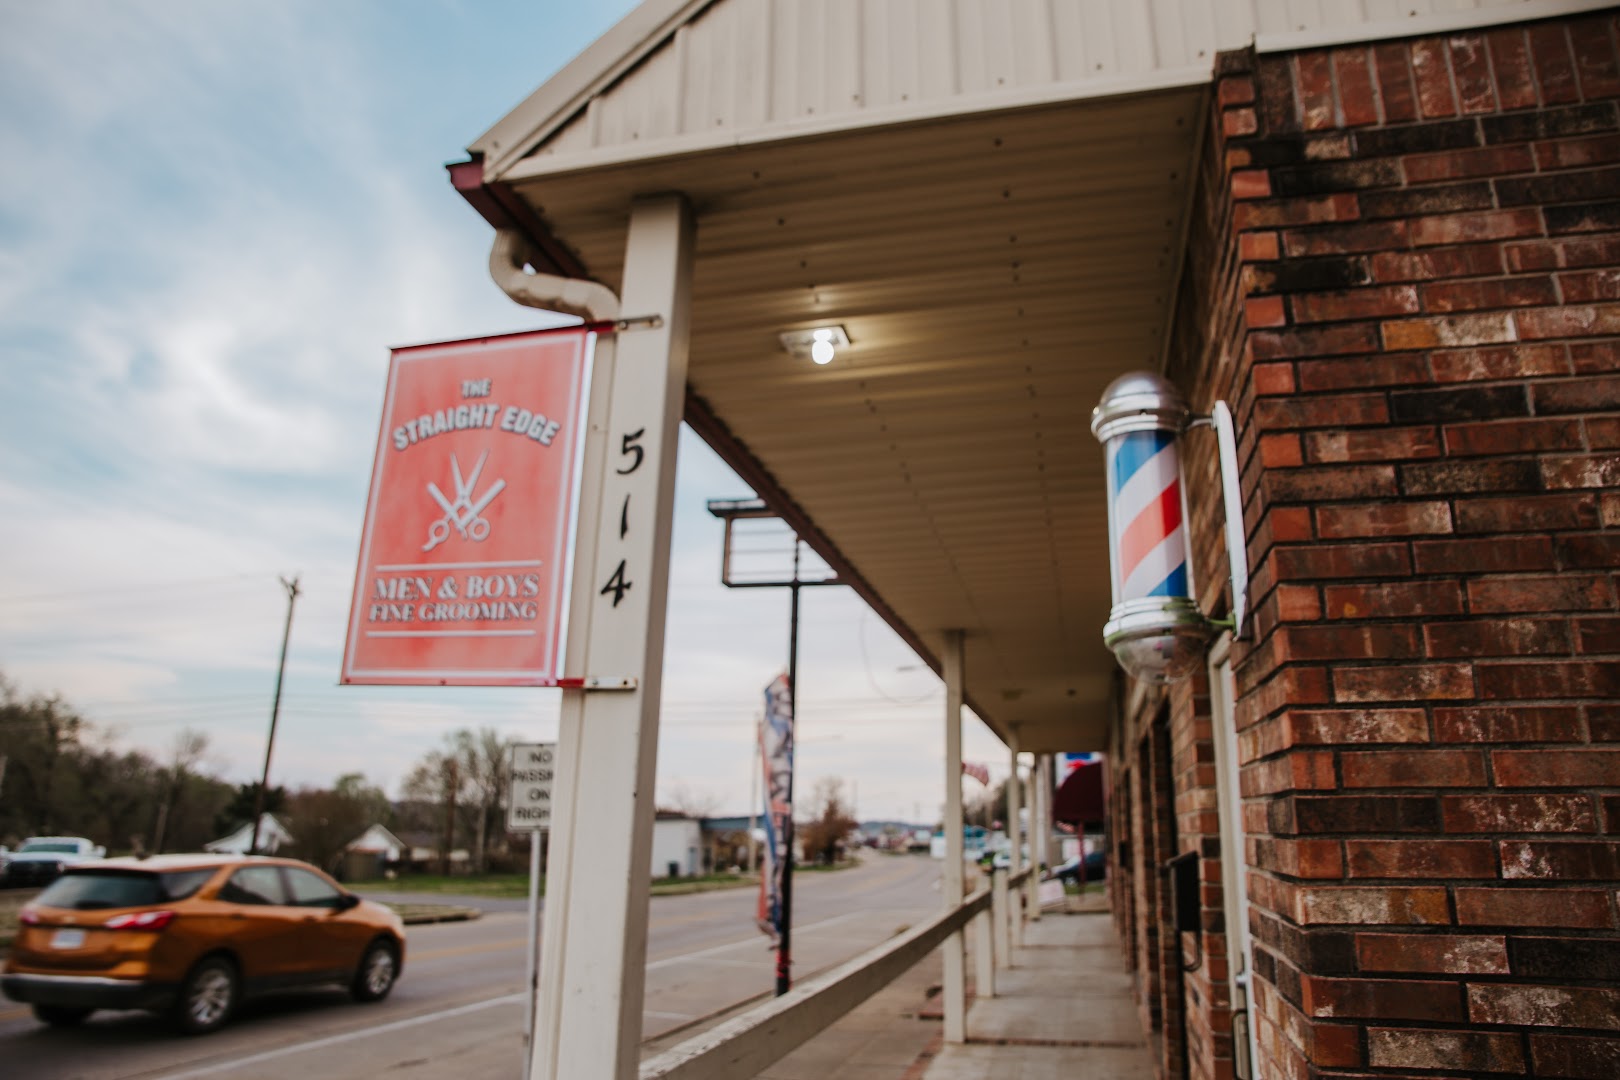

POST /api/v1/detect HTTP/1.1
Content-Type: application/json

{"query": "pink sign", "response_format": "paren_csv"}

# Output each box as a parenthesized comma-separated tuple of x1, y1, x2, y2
(342, 327, 590, 686)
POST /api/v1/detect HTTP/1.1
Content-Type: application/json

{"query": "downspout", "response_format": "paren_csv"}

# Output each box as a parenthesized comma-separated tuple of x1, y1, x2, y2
(488, 228, 619, 322)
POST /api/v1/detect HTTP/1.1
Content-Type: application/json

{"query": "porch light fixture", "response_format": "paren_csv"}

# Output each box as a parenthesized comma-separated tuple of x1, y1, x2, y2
(779, 324, 850, 365)
(1091, 372, 1249, 684)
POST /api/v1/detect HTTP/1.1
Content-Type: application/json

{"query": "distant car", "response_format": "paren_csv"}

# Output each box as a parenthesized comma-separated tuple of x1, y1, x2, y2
(1, 836, 106, 888)
(2, 854, 405, 1034)
(1053, 850, 1107, 884)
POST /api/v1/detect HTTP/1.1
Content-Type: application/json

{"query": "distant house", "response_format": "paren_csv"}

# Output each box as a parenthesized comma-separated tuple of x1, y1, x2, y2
(204, 814, 292, 855)
(699, 815, 758, 872)
(341, 824, 407, 882)
(651, 812, 701, 879)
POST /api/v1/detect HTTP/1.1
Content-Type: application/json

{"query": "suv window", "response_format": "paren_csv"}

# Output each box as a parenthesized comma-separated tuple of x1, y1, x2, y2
(220, 866, 289, 906)
(36, 868, 216, 910)
(20, 842, 80, 854)
(284, 868, 344, 908)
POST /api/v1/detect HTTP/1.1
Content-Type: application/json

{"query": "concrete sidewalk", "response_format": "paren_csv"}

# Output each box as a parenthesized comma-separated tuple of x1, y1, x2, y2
(739, 894, 1152, 1080)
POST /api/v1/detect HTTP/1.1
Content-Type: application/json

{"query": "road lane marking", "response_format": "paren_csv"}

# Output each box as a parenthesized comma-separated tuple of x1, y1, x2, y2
(149, 993, 527, 1080)
(644, 911, 861, 970)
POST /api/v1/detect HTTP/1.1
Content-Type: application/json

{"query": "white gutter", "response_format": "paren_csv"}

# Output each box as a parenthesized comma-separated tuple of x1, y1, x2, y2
(489, 228, 619, 322)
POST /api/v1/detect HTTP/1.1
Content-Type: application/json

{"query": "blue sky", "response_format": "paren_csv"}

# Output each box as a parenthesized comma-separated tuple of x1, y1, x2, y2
(0, 0, 1009, 823)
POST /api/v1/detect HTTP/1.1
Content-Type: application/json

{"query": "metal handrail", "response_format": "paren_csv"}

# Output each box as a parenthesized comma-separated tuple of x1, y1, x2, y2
(640, 884, 994, 1080)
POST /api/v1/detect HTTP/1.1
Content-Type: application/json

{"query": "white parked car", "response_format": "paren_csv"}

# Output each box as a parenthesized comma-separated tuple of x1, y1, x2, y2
(0, 837, 106, 889)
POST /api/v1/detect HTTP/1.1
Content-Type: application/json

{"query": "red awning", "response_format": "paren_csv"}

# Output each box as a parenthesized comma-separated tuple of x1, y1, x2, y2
(1053, 762, 1105, 825)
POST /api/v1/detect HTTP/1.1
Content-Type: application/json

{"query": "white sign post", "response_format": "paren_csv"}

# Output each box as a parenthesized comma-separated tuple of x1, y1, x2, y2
(509, 741, 554, 1050)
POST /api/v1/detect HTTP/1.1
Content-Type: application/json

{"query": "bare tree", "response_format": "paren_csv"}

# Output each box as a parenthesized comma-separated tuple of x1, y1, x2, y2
(404, 748, 463, 874)
(798, 778, 859, 866)
(658, 779, 722, 819)
(454, 729, 509, 873)
(153, 729, 213, 853)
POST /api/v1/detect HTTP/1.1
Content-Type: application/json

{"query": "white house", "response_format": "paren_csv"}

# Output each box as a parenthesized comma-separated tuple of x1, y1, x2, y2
(204, 814, 292, 855)
(650, 815, 701, 879)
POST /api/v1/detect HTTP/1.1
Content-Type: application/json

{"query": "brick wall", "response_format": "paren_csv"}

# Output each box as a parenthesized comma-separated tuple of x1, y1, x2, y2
(1207, 12, 1620, 1080)
(1114, 11, 1620, 1080)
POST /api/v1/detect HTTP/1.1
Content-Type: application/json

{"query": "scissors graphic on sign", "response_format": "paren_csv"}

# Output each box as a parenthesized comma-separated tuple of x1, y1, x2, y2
(424, 451, 507, 552)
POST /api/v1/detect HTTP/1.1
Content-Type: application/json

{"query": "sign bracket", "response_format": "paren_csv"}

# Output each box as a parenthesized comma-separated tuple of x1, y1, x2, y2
(553, 676, 638, 691)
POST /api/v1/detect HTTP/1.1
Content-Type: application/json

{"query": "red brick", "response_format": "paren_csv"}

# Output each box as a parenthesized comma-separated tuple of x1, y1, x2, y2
(1529, 23, 1581, 105)
(1324, 581, 1462, 620)
(1413, 536, 1556, 574)
(1234, 193, 1359, 232)
(1571, 14, 1620, 98)
(1217, 76, 1255, 108)
(1356, 932, 1509, 975)
(1442, 793, 1599, 834)
(1251, 322, 1381, 360)
(1562, 536, 1620, 569)
(1536, 374, 1620, 414)
(1256, 836, 1343, 878)
(1425, 618, 1572, 658)
(1469, 983, 1620, 1031)
(1543, 454, 1620, 490)
(1403, 143, 1534, 182)
(1454, 493, 1599, 533)
(1258, 432, 1303, 468)
(1231, 168, 1272, 201)
(1245, 294, 1286, 327)
(1587, 705, 1620, 741)
(1367, 1028, 1523, 1072)
(1578, 615, 1620, 653)
(1495, 750, 1620, 788)
(1287, 708, 1428, 745)
(1235, 666, 1331, 730)
(1411, 38, 1457, 118)
(1239, 230, 1280, 261)
(1242, 750, 1337, 797)
(1488, 28, 1539, 111)
(1402, 458, 1539, 495)
(1302, 974, 1464, 1021)
(1509, 235, 1620, 272)
(1449, 33, 1496, 114)
(1277, 624, 1422, 662)
(1283, 219, 1409, 257)
(1422, 276, 1559, 313)
(1222, 107, 1257, 138)
(1382, 312, 1516, 350)
(1457, 886, 1616, 928)
(1373, 43, 1418, 123)
(1531, 1033, 1620, 1080)
(1296, 886, 1450, 926)
(1410, 208, 1543, 247)
(1295, 353, 1427, 391)
(1305, 426, 1440, 463)
(1273, 543, 1410, 581)
(1334, 666, 1474, 705)
(1297, 50, 1336, 131)
(1563, 268, 1620, 303)
(1444, 417, 1584, 455)
(1274, 583, 1322, 622)
(1251, 361, 1296, 396)
(1342, 748, 1485, 787)
(1537, 134, 1620, 170)
(1586, 417, 1620, 447)
(1478, 661, 1620, 700)
(1347, 839, 1497, 880)
(1499, 840, 1620, 880)
(1291, 286, 1420, 324)
(1317, 501, 1450, 539)
(1434, 705, 1583, 743)
(1516, 303, 1620, 340)
(1369, 243, 1503, 282)
(1334, 46, 1378, 127)
(1263, 465, 1396, 504)
(1469, 575, 1614, 614)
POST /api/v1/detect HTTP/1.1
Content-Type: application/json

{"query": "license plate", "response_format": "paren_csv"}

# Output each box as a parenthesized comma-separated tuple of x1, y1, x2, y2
(50, 929, 86, 950)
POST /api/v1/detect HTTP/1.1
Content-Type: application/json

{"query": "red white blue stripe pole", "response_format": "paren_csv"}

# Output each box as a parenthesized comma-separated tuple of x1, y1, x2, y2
(1092, 372, 1213, 684)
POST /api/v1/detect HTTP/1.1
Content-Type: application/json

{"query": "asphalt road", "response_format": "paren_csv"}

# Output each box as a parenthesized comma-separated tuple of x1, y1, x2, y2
(1, 853, 941, 1080)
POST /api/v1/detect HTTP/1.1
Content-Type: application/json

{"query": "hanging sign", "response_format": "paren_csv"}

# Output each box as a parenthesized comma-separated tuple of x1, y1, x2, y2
(342, 327, 591, 686)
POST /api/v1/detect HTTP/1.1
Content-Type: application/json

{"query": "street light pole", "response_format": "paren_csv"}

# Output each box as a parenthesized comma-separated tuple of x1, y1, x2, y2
(250, 575, 300, 855)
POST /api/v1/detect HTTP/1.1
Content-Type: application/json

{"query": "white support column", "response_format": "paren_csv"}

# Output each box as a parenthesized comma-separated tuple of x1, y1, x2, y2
(1026, 756, 1043, 921)
(941, 629, 966, 1044)
(529, 194, 694, 1080)
(974, 891, 995, 1000)
(992, 866, 1010, 966)
(1006, 735, 1023, 950)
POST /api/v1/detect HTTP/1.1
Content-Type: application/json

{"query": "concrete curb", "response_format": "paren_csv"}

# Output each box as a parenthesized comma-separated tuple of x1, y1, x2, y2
(384, 903, 484, 925)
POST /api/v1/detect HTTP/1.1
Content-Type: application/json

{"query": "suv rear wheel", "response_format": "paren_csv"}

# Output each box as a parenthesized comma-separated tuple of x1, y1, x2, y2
(33, 1005, 92, 1027)
(173, 956, 239, 1035)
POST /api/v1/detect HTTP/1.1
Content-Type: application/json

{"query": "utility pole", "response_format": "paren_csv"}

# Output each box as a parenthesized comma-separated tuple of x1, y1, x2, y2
(250, 576, 300, 855)
(443, 757, 459, 876)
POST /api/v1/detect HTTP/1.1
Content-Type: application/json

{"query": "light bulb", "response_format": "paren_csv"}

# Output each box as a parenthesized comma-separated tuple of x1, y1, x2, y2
(811, 339, 835, 364)
(812, 328, 833, 342)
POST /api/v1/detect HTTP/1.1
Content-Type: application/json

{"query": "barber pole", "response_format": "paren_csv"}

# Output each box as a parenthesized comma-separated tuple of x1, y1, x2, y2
(1092, 372, 1213, 683)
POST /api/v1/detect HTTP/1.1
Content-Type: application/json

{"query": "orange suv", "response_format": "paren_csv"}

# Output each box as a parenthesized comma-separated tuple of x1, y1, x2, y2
(2, 854, 406, 1034)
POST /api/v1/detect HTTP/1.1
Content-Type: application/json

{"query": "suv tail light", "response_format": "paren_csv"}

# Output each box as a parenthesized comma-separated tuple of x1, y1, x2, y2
(103, 910, 176, 931)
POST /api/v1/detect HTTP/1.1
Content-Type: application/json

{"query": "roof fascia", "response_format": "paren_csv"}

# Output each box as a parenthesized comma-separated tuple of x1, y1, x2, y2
(471, 0, 720, 182)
